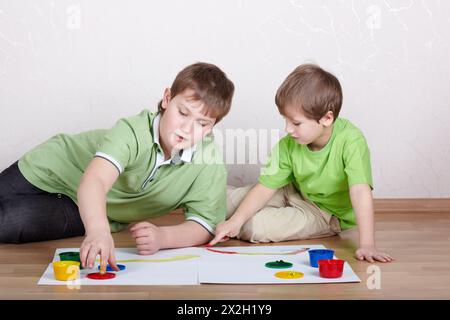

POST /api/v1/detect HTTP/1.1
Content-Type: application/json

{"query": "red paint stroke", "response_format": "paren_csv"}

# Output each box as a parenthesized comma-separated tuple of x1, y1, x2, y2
(206, 247, 310, 255)
(206, 248, 238, 254)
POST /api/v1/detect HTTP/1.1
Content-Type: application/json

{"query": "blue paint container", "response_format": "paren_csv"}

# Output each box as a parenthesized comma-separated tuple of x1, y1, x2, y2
(308, 249, 334, 268)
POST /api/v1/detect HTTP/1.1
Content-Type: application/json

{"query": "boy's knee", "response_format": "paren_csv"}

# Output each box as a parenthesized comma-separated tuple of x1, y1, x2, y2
(237, 207, 336, 243)
(237, 208, 286, 243)
(226, 184, 254, 219)
(0, 222, 24, 244)
(0, 203, 43, 244)
(237, 214, 270, 243)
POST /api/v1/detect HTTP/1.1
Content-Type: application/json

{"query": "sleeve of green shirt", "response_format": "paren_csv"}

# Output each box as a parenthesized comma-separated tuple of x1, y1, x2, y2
(183, 164, 227, 235)
(343, 136, 374, 188)
(258, 136, 294, 190)
(94, 118, 139, 174)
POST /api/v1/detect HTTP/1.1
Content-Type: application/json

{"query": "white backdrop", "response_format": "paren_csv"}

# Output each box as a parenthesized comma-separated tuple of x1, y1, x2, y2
(1, 0, 449, 198)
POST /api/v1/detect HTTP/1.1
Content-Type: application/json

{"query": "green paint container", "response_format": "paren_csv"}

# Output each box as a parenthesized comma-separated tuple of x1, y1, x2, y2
(59, 251, 83, 269)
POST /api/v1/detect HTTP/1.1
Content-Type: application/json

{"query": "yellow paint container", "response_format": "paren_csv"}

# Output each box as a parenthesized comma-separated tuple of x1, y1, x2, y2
(52, 261, 80, 281)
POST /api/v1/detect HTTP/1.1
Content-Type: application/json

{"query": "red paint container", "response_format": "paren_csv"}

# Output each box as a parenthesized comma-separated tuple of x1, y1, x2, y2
(318, 259, 345, 278)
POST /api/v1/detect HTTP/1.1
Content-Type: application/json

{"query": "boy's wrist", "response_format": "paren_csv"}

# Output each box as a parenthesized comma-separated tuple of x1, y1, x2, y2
(157, 226, 170, 249)
(229, 213, 246, 227)
(85, 221, 111, 236)
(359, 242, 376, 248)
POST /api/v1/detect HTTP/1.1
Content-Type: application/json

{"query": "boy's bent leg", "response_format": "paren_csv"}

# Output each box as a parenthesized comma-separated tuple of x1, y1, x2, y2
(284, 184, 341, 235)
(226, 184, 286, 219)
(0, 193, 85, 243)
(0, 161, 85, 243)
(237, 184, 340, 243)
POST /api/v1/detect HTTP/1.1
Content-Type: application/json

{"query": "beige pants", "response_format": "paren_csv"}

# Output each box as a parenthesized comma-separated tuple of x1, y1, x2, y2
(226, 184, 341, 243)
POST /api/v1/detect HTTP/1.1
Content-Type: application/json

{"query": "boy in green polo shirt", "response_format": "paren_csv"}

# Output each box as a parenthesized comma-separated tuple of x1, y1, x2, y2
(210, 64, 394, 263)
(0, 62, 234, 271)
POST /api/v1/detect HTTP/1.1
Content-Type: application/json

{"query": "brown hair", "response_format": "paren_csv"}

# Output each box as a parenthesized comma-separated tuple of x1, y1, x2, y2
(275, 64, 343, 122)
(158, 62, 234, 124)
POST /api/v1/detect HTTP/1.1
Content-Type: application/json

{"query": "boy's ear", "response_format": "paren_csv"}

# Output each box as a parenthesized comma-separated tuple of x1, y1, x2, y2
(320, 111, 334, 127)
(161, 88, 171, 110)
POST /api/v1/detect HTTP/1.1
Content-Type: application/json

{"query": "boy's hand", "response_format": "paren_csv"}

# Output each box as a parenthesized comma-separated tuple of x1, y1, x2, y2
(355, 246, 394, 263)
(208, 219, 242, 246)
(80, 231, 119, 271)
(130, 222, 164, 255)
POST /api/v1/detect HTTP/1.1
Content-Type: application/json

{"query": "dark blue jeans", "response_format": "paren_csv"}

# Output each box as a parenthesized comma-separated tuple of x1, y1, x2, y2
(0, 161, 85, 243)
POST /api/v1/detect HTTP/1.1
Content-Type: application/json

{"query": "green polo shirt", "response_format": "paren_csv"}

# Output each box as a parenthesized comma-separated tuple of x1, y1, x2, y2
(259, 118, 373, 230)
(18, 110, 227, 233)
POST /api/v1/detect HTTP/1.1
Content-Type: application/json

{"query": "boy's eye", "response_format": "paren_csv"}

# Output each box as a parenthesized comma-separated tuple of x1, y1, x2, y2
(293, 122, 301, 126)
(179, 110, 187, 116)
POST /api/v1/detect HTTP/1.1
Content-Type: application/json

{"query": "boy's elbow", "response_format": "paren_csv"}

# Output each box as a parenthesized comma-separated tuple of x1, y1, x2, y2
(77, 173, 107, 197)
(255, 182, 279, 197)
(350, 183, 372, 195)
(349, 184, 373, 204)
(77, 175, 90, 199)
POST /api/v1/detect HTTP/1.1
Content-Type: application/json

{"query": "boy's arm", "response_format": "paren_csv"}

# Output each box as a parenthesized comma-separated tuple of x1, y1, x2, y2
(209, 183, 278, 245)
(78, 157, 120, 270)
(160, 221, 213, 247)
(350, 183, 394, 263)
(130, 183, 279, 253)
(130, 221, 212, 255)
(78, 158, 118, 235)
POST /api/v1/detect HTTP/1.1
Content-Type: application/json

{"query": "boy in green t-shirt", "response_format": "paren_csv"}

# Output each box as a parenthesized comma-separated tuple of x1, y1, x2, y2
(0, 62, 234, 271)
(210, 64, 393, 263)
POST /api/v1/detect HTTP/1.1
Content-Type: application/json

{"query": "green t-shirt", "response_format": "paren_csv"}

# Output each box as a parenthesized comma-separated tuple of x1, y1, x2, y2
(18, 110, 227, 233)
(259, 118, 373, 230)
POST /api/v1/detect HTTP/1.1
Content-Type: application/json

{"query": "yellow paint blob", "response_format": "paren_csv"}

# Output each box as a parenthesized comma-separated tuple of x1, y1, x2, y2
(274, 270, 304, 279)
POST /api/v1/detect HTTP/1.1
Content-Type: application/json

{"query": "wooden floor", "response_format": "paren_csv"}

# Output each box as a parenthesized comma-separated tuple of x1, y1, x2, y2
(1, 203, 450, 299)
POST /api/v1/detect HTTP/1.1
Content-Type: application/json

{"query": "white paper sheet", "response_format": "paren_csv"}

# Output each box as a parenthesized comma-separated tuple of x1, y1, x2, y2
(199, 245, 361, 284)
(38, 247, 201, 285)
(38, 245, 360, 285)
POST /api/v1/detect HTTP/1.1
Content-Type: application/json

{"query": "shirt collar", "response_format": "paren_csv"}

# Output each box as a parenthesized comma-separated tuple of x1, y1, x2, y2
(152, 112, 196, 164)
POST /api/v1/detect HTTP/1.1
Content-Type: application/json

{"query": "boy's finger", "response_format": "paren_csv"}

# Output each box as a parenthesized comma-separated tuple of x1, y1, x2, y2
(208, 238, 219, 246)
(130, 225, 142, 232)
(220, 236, 230, 242)
(130, 222, 148, 232)
(355, 252, 363, 260)
(137, 245, 151, 252)
(209, 233, 225, 246)
(87, 247, 99, 269)
(79, 245, 90, 268)
(132, 228, 150, 239)
(108, 249, 120, 272)
(100, 250, 108, 274)
(135, 237, 149, 245)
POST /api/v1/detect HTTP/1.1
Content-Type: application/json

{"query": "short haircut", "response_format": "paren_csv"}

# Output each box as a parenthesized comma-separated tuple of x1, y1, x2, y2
(158, 62, 234, 123)
(275, 64, 343, 122)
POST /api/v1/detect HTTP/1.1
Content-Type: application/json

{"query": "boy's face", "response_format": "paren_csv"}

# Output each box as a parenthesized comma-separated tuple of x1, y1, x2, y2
(159, 88, 216, 153)
(282, 105, 333, 148)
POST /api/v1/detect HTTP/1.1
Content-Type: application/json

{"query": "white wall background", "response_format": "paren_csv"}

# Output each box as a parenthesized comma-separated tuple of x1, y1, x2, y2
(1, 0, 449, 198)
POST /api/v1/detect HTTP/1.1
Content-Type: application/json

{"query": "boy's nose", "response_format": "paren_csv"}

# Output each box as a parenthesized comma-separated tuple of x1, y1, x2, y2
(180, 119, 193, 134)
